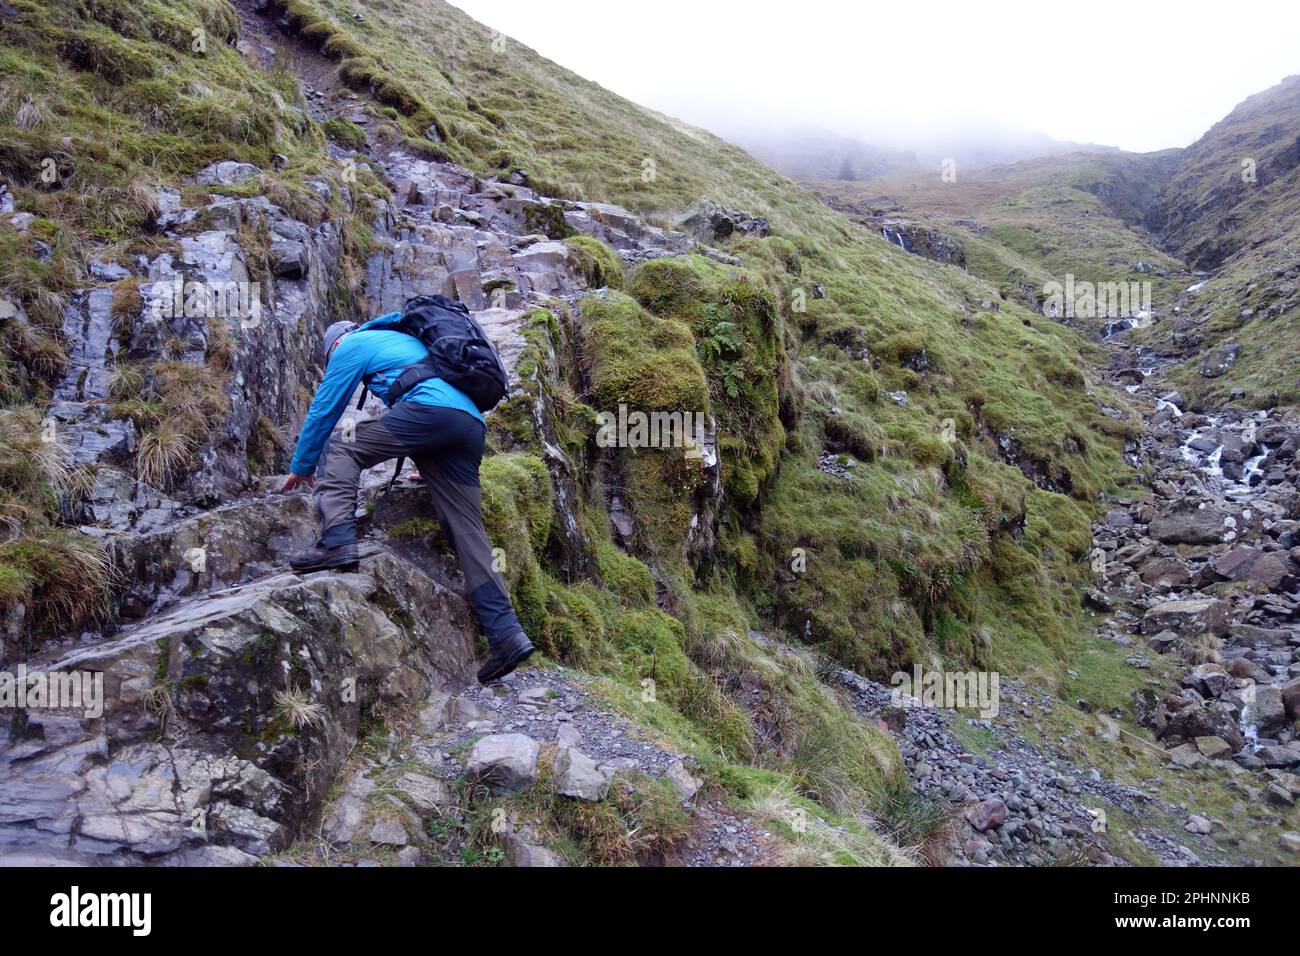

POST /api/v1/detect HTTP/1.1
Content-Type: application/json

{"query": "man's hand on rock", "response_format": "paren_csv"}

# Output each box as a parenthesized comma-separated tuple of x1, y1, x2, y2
(282, 473, 316, 493)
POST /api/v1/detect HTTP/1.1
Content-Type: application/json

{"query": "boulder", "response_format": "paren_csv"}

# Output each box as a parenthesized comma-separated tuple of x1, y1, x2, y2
(1248, 684, 1288, 736)
(1225, 657, 1272, 683)
(1148, 510, 1227, 545)
(1146, 630, 1180, 653)
(1194, 736, 1232, 758)
(1169, 743, 1203, 768)
(665, 761, 702, 801)
(1198, 343, 1240, 378)
(1156, 694, 1244, 751)
(1083, 588, 1112, 612)
(393, 772, 450, 813)
(1142, 598, 1231, 637)
(504, 833, 564, 867)
(963, 798, 1006, 833)
(1107, 509, 1135, 529)
(1208, 548, 1296, 590)
(1255, 743, 1300, 768)
(1140, 557, 1192, 588)
(368, 818, 409, 847)
(675, 198, 769, 243)
(1228, 623, 1293, 646)
(321, 795, 366, 845)
(553, 747, 610, 802)
(1182, 663, 1231, 698)
(465, 734, 540, 794)
(1283, 678, 1300, 721)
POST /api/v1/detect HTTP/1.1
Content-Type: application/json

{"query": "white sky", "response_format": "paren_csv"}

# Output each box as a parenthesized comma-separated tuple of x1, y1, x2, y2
(449, 0, 1300, 153)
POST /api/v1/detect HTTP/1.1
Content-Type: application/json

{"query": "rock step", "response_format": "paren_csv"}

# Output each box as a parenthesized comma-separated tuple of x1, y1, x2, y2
(0, 547, 475, 864)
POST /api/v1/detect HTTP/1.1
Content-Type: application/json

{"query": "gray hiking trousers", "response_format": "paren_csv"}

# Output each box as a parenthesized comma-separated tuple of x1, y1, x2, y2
(314, 402, 523, 644)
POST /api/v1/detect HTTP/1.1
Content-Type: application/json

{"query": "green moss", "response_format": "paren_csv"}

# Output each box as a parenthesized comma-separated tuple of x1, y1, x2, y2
(578, 292, 708, 413)
(522, 202, 572, 240)
(321, 117, 367, 150)
(388, 516, 439, 540)
(564, 235, 624, 290)
(595, 541, 653, 606)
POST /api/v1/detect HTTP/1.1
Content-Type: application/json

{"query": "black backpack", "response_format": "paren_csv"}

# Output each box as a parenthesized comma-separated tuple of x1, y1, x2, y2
(371, 294, 509, 412)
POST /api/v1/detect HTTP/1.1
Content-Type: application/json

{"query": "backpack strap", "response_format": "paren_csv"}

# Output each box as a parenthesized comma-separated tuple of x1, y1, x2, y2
(387, 358, 438, 406)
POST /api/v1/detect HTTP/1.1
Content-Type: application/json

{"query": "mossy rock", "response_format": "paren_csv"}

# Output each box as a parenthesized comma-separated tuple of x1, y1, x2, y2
(577, 292, 708, 413)
(322, 117, 367, 150)
(564, 235, 623, 290)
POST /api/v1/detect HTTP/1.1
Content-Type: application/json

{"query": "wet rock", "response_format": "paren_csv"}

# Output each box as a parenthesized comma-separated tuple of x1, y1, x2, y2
(1249, 685, 1288, 736)
(88, 259, 130, 282)
(1255, 743, 1300, 768)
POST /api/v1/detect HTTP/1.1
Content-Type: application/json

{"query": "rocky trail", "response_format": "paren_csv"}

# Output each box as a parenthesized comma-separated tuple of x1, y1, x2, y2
(0, 2, 773, 867)
(2, 2, 1295, 868)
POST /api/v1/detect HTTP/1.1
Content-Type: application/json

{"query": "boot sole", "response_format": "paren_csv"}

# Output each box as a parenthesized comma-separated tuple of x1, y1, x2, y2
(477, 644, 535, 685)
(290, 560, 360, 574)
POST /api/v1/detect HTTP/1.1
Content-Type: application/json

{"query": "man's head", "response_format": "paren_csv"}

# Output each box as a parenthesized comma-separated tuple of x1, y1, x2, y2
(321, 321, 357, 363)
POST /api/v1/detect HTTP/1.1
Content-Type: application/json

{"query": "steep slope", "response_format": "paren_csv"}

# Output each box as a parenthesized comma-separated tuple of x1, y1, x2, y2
(1152, 75, 1300, 270)
(3, 0, 1268, 866)
(1131, 76, 1300, 409)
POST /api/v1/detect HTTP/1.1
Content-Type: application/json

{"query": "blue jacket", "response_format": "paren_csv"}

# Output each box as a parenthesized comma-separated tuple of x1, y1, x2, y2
(289, 313, 484, 476)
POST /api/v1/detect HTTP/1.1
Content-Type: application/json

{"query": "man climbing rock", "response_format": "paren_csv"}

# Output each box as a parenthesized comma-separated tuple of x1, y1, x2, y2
(281, 300, 534, 684)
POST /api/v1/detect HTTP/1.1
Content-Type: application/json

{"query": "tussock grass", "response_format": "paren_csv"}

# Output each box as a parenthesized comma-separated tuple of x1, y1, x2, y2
(749, 784, 916, 866)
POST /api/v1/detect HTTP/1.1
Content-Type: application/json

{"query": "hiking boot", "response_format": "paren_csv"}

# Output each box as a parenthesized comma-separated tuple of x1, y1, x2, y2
(477, 631, 535, 684)
(288, 542, 360, 574)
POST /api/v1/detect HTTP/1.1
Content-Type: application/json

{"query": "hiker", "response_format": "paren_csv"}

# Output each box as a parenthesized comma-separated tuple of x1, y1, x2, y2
(281, 295, 534, 684)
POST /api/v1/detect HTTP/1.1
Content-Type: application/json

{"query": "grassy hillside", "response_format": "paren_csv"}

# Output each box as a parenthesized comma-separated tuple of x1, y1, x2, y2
(0, 0, 1157, 859)
(809, 151, 1189, 330)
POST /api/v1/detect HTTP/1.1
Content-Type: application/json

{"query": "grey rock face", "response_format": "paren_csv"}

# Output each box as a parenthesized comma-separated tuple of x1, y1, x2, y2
(0, 552, 475, 863)
(196, 161, 262, 186)
(674, 199, 770, 243)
